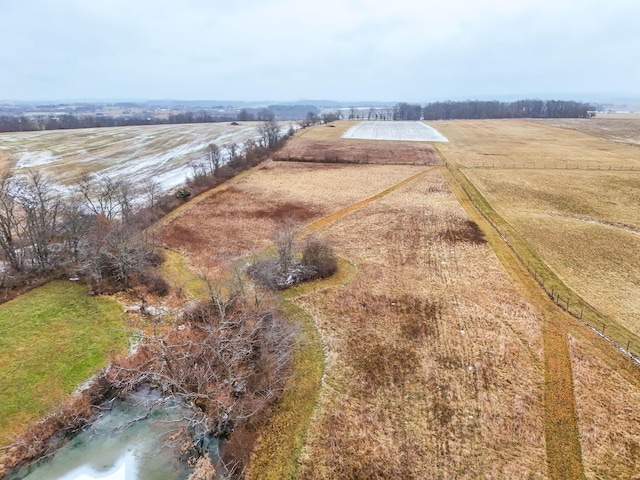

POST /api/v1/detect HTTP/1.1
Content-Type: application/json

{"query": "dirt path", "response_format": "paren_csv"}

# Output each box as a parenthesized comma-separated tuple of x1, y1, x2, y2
(440, 165, 586, 480)
(301, 166, 436, 234)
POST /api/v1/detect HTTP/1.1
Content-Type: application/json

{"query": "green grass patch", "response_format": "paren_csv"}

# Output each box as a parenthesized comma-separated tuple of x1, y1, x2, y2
(0, 280, 128, 445)
(159, 249, 209, 300)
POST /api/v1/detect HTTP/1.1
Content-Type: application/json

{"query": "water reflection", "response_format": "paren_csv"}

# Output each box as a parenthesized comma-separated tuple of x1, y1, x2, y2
(12, 388, 216, 480)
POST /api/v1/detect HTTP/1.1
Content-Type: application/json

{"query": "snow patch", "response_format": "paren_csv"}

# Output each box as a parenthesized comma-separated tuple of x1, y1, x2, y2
(341, 121, 448, 142)
(15, 151, 58, 168)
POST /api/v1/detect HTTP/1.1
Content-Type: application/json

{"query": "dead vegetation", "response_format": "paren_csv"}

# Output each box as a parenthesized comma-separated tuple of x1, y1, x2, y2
(294, 170, 547, 478)
(249, 227, 337, 290)
(155, 161, 427, 273)
(439, 120, 640, 340)
(274, 137, 442, 165)
(569, 335, 640, 479)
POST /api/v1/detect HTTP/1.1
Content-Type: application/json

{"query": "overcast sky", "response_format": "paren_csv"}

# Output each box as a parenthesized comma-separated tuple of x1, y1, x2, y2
(1, 0, 638, 102)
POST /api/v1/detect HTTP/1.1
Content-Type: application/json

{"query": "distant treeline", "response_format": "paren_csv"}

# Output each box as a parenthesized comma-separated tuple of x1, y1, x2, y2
(419, 99, 595, 120)
(0, 111, 236, 133)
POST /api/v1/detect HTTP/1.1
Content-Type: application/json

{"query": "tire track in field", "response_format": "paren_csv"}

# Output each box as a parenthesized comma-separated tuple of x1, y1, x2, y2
(439, 164, 586, 480)
(301, 166, 436, 234)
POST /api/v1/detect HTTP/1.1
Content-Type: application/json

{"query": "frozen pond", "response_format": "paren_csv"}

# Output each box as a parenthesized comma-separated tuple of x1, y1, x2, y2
(341, 121, 448, 142)
(10, 389, 217, 480)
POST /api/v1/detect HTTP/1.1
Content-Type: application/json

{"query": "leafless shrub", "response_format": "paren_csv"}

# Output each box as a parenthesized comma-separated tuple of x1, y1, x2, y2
(301, 236, 338, 279)
(106, 275, 296, 454)
(249, 229, 338, 290)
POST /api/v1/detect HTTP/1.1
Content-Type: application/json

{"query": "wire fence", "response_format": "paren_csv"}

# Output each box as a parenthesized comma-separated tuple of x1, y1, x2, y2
(464, 163, 637, 171)
(450, 164, 640, 364)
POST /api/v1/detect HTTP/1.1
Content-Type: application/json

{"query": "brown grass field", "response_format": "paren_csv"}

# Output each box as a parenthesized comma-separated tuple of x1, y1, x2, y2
(158, 160, 552, 478)
(435, 120, 640, 342)
(435, 118, 640, 479)
(532, 116, 640, 147)
(293, 169, 548, 479)
(274, 121, 442, 165)
(569, 335, 640, 478)
(155, 161, 427, 273)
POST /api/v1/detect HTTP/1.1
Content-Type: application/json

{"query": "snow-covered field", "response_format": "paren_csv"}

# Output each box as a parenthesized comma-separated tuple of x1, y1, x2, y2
(341, 121, 448, 142)
(0, 122, 289, 194)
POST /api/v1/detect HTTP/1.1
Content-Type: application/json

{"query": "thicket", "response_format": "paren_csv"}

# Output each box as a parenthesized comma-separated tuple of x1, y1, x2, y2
(249, 227, 338, 290)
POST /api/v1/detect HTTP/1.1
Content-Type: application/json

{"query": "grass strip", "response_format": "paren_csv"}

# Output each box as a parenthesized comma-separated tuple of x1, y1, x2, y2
(441, 165, 586, 480)
(246, 260, 355, 479)
(445, 162, 640, 360)
(0, 281, 128, 445)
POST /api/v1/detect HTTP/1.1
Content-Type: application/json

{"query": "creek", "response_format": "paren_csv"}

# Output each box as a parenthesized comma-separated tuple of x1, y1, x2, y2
(9, 387, 219, 480)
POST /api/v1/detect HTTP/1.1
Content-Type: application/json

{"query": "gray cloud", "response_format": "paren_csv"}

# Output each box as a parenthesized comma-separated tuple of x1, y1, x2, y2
(1, 0, 638, 101)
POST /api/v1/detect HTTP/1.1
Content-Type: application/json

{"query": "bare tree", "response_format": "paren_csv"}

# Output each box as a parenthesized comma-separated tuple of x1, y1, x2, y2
(257, 120, 281, 150)
(76, 173, 120, 219)
(142, 177, 161, 210)
(203, 143, 222, 176)
(0, 172, 24, 271)
(14, 170, 60, 269)
(225, 143, 240, 164)
(60, 197, 92, 262)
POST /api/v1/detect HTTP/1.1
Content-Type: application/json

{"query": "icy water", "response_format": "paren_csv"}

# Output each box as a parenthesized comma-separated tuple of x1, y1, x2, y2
(10, 389, 218, 480)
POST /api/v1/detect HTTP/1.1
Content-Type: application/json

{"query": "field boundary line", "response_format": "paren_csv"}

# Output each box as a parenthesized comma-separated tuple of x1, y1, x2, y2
(302, 166, 436, 234)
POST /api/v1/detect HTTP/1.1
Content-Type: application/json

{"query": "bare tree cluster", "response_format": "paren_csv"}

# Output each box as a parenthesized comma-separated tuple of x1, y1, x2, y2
(249, 227, 338, 290)
(0, 169, 168, 295)
(185, 121, 292, 198)
(106, 275, 296, 459)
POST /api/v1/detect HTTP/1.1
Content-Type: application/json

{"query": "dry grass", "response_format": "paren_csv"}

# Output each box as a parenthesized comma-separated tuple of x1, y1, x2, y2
(296, 121, 359, 139)
(156, 159, 551, 477)
(155, 161, 426, 273)
(436, 120, 640, 351)
(569, 335, 640, 479)
(531, 117, 640, 147)
(277, 122, 442, 165)
(434, 119, 640, 169)
(295, 170, 547, 479)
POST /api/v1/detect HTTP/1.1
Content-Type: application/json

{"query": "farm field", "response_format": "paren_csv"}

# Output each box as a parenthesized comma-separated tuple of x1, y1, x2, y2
(157, 158, 555, 478)
(532, 116, 640, 146)
(293, 169, 547, 478)
(435, 120, 640, 344)
(3, 118, 640, 478)
(0, 122, 281, 192)
(274, 120, 442, 164)
(436, 118, 640, 477)
(156, 161, 428, 272)
(569, 335, 640, 478)
(341, 120, 449, 142)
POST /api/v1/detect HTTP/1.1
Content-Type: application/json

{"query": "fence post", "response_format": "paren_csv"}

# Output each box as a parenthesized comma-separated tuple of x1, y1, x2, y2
(627, 340, 631, 351)
(602, 323, 606, 335)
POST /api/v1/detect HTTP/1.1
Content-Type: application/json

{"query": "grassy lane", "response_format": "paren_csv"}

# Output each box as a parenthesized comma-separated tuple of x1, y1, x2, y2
(247, 259, 356, 480)
(440, 165, 586, 479)
(0, 281, 128, 446)
(301, 166, 435, 234)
